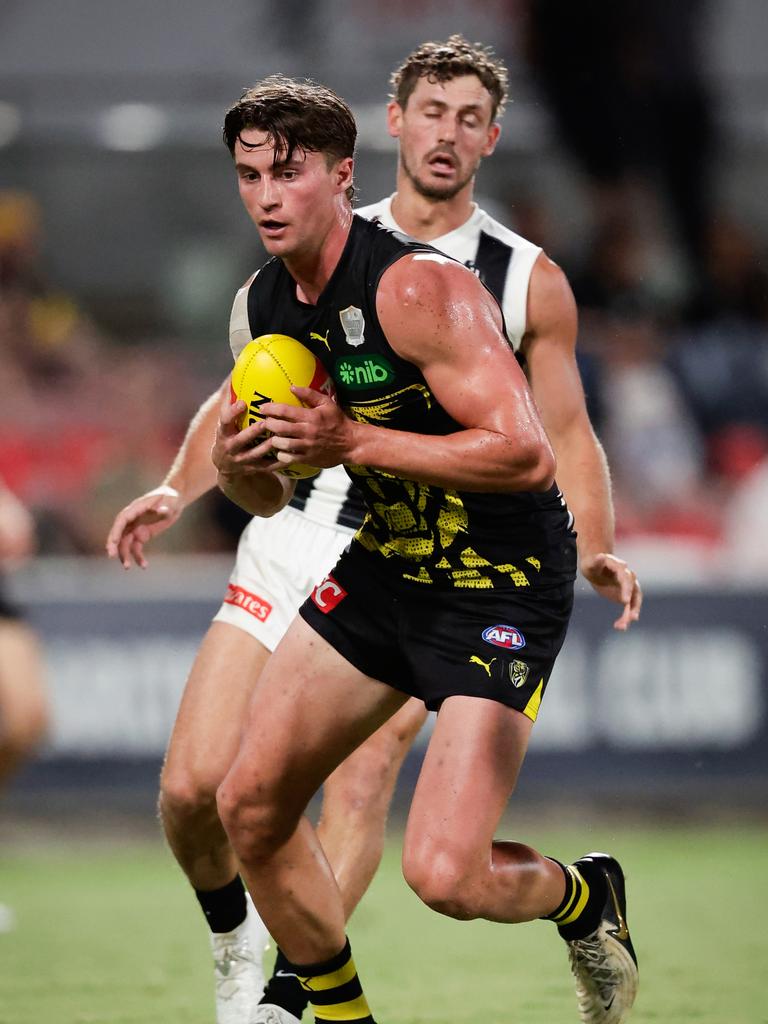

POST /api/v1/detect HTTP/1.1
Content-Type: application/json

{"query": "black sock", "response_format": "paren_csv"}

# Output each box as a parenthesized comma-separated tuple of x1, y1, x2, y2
(261, 948, 310, 1018)
(194, 875, 247, 934)
(543, 857, 608, 940)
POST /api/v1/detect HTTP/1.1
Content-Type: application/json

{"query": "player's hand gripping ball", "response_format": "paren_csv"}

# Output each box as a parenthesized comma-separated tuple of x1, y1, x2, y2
(230, 334, 336, 479)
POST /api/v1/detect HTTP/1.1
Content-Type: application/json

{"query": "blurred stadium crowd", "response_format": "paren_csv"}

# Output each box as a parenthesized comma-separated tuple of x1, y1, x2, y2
(1, 0, 767, 581)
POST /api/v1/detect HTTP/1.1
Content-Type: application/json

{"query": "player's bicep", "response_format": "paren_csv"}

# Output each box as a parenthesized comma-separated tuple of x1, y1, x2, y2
(420, 331, 534, 436)
(377, 256, 534, 434)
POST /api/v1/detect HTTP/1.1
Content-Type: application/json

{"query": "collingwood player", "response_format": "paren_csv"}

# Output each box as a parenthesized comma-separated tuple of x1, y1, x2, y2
(106, 37, 641, 1024)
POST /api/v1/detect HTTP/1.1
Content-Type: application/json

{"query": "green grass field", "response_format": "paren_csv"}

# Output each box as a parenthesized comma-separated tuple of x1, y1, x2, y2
(0, 821, 766, 1024)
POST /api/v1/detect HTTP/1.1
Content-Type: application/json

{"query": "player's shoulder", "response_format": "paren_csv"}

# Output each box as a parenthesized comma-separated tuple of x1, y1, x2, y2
(381, 247, 486, 312)
(229, 265, 271, 357)
(472, 208, 572, 300)
(472, 206, 542, 257)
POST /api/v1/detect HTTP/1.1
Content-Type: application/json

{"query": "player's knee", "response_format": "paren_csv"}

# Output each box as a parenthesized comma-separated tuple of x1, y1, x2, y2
(159, 765, 220, 828)
(216, 774, 296, 861)
(402, 844, 477, 920)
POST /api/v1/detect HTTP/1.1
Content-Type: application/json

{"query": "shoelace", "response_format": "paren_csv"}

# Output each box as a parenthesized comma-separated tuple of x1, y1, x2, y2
(213, 940, 254, 976)
(568, 936, 618, 1002)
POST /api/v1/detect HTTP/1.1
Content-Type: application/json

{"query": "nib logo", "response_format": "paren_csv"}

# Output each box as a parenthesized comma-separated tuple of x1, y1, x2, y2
(335, 355, 394, 389)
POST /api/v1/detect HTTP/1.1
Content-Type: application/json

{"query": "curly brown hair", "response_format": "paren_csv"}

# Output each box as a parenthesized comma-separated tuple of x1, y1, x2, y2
(390, 34, 508, 122)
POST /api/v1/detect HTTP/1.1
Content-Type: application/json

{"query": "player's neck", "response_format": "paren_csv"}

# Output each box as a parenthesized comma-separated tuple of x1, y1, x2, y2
(288, 204, 353, 305)
(390, 182, 475, 242)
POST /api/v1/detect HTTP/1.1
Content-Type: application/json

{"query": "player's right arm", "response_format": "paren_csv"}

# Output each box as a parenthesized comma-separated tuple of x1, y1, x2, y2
(258, 256, 555, 492)
(105, 382, 226, 569)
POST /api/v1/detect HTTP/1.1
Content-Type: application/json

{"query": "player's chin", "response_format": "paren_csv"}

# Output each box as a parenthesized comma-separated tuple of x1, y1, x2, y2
(415, 175, 464, 201)
(260, 237, 290, 256)
(258, 227, 292, 252)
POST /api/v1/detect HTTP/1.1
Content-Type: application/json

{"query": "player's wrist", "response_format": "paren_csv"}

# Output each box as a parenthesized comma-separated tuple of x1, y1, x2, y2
(345, 420, 378, 467)
(153, 483, 181, 499)
(151, 483, 185, 509)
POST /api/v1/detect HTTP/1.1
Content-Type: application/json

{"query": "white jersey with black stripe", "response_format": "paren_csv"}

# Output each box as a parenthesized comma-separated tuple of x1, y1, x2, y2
(228, 198, 542, 530)
(358, 196, 541, 351)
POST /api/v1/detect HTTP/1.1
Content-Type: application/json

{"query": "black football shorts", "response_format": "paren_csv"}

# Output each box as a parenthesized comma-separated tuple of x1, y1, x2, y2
(299, 543, 573, 721)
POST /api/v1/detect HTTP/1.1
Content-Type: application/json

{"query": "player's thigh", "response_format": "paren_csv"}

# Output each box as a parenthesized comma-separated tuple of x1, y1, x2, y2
(323, 698, 428, 809)
(163, 620, 270, 788)
(225, 614, 409, 819)
(404, 695, 533, 866)
(0, 618, 47, 736)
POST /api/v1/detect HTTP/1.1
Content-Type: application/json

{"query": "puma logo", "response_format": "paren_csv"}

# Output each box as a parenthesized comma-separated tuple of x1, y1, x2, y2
(310, 329, 331, 351)
(469, 655, 496, 676)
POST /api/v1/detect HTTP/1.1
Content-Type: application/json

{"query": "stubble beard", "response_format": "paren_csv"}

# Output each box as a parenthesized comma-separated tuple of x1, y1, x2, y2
(401, 154, 477, 202)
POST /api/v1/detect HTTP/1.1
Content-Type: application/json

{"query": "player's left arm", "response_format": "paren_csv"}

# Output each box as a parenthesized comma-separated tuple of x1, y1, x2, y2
(522, 254, 641, 629)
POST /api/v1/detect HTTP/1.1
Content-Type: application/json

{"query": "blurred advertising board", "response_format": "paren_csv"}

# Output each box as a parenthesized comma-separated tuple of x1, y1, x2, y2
(9, 558, 768, 796)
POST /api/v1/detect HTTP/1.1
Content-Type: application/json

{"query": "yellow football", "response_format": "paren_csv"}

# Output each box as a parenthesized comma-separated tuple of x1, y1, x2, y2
(230, 333, 335, 479)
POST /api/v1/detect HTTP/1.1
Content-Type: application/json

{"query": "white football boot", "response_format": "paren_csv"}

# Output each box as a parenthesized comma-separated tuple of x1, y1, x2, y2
(563, 853, 639, 1024)
(210, 892, 271, 1024)
(249, 1005, 302, 1024)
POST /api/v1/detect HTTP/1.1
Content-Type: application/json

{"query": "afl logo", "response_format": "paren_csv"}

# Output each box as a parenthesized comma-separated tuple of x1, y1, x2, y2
(482, 625, 526, 650)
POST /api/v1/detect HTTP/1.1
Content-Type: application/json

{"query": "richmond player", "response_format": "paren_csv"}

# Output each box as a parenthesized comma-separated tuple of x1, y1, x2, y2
(108, 38, 640, 1024)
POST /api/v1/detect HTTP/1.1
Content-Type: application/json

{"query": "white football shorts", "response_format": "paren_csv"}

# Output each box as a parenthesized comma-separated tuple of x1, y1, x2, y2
(212, 506, 355, 651)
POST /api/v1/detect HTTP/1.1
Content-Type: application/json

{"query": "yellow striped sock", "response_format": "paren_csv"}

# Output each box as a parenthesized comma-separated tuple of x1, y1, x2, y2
(543, 861, 591, 926)
(290, 939, 375, 1023)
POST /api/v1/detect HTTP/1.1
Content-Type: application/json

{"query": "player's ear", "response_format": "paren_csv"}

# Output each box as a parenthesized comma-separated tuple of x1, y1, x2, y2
(387, 100, 403, 139)
(335, 157, 354, 194)
(483, 121, 501, 157)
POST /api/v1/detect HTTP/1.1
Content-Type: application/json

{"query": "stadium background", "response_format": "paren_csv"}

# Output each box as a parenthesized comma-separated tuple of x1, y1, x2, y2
(1, 3, 767, 1022)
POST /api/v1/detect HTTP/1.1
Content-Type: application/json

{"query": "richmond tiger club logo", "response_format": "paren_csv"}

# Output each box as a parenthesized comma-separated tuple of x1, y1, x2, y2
(481, 625, 526, 650)
(508, 659, 530, 688)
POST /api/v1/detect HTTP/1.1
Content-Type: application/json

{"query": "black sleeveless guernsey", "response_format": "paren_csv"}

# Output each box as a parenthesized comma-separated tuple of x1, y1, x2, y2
(245, 214, 577, 592)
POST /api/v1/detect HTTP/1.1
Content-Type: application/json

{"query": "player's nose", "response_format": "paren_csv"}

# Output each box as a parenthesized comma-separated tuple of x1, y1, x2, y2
(437, 115, 457, 144)
(256, 177, 279, 208)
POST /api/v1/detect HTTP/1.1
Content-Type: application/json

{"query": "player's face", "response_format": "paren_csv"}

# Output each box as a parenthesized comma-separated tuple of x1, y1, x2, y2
(388, 74, 500, 201)
(234, 130, 352, 258)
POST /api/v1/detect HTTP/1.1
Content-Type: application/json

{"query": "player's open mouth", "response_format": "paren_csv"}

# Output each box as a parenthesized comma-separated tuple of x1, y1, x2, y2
(261, 220, 288, 235)
(427, 152, 458, 175)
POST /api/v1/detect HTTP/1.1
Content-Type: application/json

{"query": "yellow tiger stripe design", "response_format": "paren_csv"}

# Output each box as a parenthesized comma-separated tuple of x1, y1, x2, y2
(347, 383, 432, 424)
